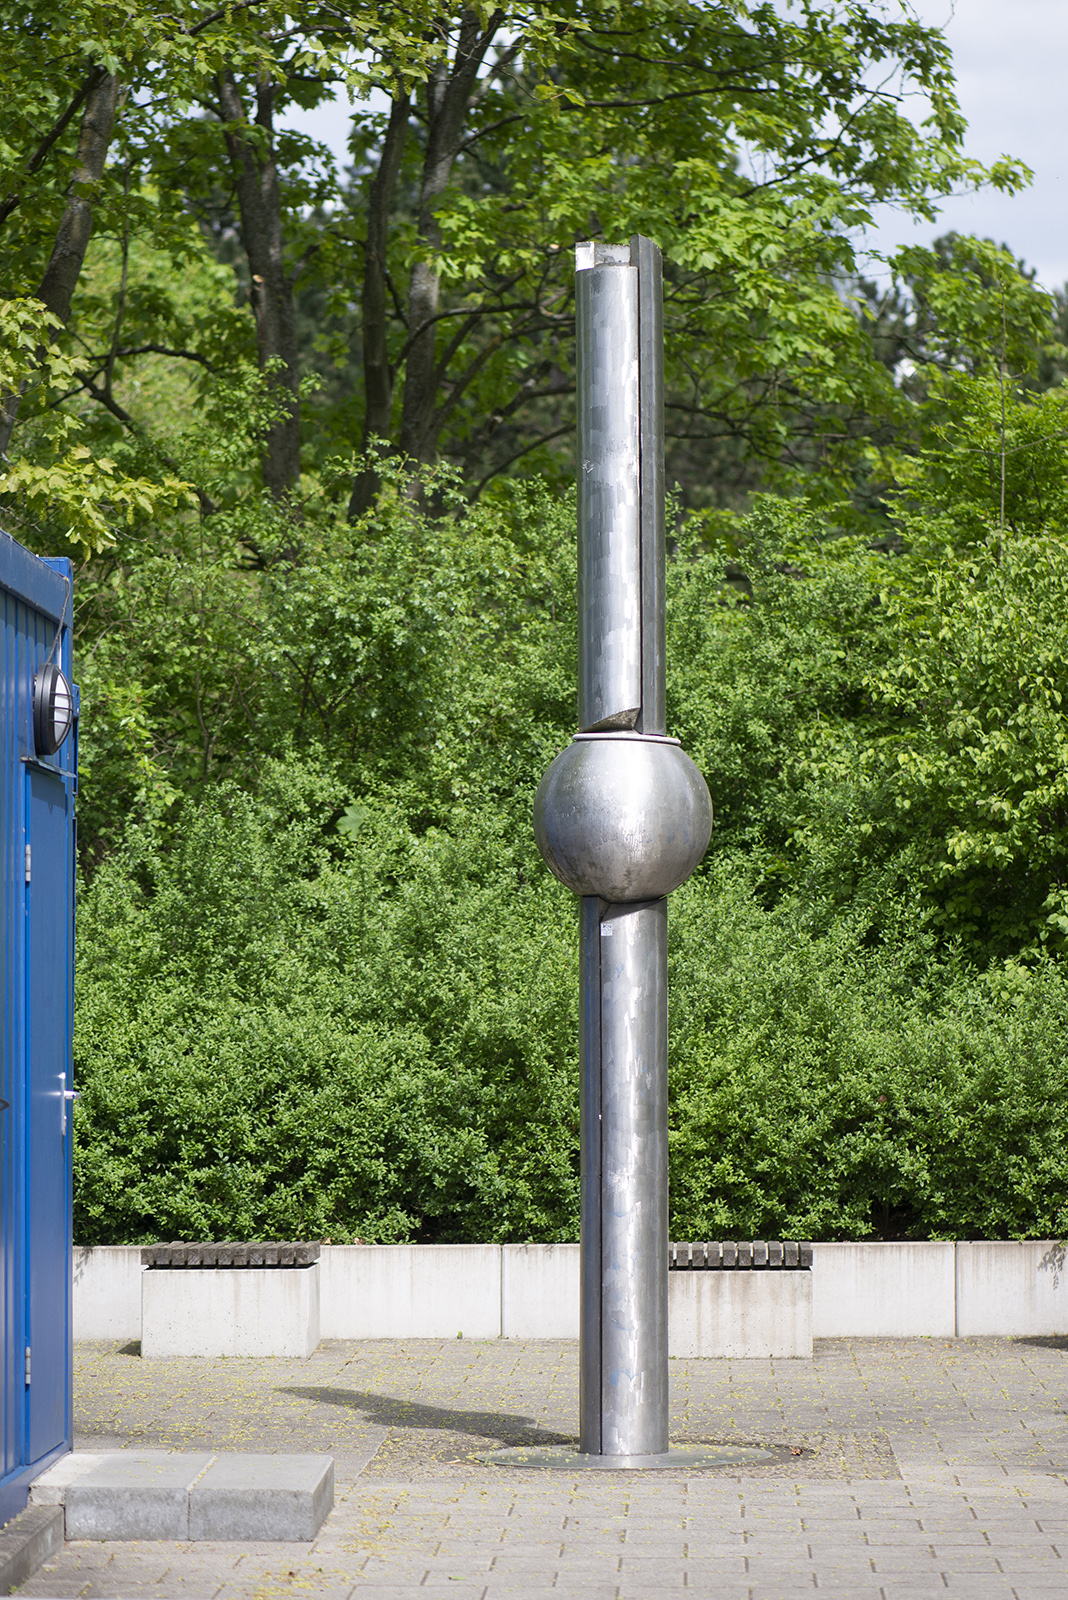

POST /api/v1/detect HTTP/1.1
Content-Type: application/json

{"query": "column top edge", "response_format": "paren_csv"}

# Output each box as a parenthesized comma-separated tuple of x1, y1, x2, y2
(575, 241, 632, 271)
(574, 731, 681, 745)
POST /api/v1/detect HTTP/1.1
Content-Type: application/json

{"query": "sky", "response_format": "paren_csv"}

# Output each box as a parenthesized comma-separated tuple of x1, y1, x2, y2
(282, 1, 1068, 291)
(864, 0, 1068, 289)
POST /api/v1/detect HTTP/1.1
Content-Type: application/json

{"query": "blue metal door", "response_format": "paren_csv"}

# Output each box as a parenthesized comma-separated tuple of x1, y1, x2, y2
(0, 534, 75, 1526)
(26, 768, 74, 1461)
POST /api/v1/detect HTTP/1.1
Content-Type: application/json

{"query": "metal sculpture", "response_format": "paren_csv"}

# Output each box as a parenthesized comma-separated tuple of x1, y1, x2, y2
(532, 237, 712, 1462)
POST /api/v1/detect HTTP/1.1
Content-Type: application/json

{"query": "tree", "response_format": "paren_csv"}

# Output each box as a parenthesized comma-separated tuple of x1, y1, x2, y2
(0, 0, 303, 537)
(329, 0, 1026, 505)
(2, 0, 1029, 523)
(850, 233, 1061, 530)
(0, 70, 120, 456)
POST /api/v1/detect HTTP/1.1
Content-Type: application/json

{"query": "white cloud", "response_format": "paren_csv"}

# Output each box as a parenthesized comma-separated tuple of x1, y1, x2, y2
(865, 0, 1068, 288)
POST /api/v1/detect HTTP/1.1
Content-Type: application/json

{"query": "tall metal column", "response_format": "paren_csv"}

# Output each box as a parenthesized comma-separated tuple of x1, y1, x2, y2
(535, 238, 712, 1463)
(574, 238, 670, 1457)
(480, 236, 749, 1471)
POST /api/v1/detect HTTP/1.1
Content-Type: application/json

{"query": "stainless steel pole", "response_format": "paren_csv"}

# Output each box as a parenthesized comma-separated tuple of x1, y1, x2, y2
(578, 894, 603, 1451)
(593, 896, 669, 1457)
(575, 242, 641, 734)
(575, 239, 669, 1457)
(529, 236, 712, 1468)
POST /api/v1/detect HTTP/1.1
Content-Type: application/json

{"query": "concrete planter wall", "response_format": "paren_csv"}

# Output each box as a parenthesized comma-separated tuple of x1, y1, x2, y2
(811, 1243, 956, 1337)
(320, 1245, 504, 1340)
(75, 1239, 1068, 1349)
(669, 1271, 812, 1358)
(73, 1248, 144, 1341)
(141, 1264, 320, 1358)
(955, 1240, 1068, 1335)
(812, 1241, 1068, 1338)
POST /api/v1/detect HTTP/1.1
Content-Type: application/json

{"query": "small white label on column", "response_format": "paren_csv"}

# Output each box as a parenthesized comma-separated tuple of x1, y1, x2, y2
(600, 923, 613, 936)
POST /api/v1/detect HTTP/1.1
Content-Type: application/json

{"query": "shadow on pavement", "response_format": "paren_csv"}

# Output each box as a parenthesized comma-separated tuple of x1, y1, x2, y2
(278, 1386, 574, 1447)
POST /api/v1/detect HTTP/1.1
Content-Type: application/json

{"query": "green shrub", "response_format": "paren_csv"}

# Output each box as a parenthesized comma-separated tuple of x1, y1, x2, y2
(669, 862, 1068, 1240)
(74, 773, 1068, 1242)
(69, 479, 1068, 1243)
(74, 762, 579, 1243)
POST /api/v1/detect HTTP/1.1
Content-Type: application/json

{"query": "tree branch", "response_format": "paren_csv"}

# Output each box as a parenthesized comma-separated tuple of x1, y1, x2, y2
(469, 423, 571, 499)
(0, 69, 120, 457)
(83, 375, 217, 517)
(188, 0, 267, 37)
(110, 343, 220, 370)
(0, 66, 107, 228)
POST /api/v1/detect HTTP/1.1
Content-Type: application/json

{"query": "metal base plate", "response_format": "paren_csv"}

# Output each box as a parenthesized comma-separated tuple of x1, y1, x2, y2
(477, 1444, 776, 1471)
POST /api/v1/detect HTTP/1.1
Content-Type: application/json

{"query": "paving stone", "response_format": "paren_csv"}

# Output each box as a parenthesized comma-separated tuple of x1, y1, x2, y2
(878, 1586, 1004, 1598)
(30, 1451, 108, 1504)
(188, 1453, 333, 1541)
(64, 1453, 214, 1541)
(18, 1335, 1068, 1596)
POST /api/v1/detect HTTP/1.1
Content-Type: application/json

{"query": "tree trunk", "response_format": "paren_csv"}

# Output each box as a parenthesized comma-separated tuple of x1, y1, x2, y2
(216, 72, 301, 498)
(349, 88, 410, 519)
(398, 9, 502, 468)
(0, 70, 120, 458)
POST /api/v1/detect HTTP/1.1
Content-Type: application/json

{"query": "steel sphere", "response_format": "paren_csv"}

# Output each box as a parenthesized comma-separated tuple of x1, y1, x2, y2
(533, 735, 712, 902)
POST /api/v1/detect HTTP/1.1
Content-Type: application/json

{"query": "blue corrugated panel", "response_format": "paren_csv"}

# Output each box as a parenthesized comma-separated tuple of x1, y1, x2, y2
(0, 532, 75, 1526)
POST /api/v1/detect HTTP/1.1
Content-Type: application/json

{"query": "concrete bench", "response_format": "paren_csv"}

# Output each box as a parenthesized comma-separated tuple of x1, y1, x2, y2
(123, 1238, 813, 1357)
(670, 1240, 813, 1271)
(141, 1242, 321, 1358)
(668, 1240, 813, 1358)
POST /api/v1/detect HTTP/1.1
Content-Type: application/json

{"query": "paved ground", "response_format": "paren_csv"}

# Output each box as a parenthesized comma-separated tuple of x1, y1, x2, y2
(15, 1335, 1068, 1598)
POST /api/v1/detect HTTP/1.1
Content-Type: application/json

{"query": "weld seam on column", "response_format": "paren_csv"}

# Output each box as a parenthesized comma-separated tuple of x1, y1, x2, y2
(633, 233, 665, 736)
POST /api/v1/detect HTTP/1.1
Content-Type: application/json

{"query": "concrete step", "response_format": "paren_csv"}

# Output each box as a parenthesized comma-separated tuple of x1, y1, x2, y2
(31, 1452, 333, 1542)
(0, 1502, 64, 1592)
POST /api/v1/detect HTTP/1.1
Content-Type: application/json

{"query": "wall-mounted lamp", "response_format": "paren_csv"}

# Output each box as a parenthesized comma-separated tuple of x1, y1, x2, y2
(33, 662, 74, 757)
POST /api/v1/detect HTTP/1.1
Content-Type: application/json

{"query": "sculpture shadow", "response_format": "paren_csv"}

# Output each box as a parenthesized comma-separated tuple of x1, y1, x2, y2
(278, 1386, 574, 1448)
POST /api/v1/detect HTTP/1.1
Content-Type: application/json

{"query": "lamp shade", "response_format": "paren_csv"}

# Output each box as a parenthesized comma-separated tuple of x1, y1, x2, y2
(33, 662, 74, 756)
